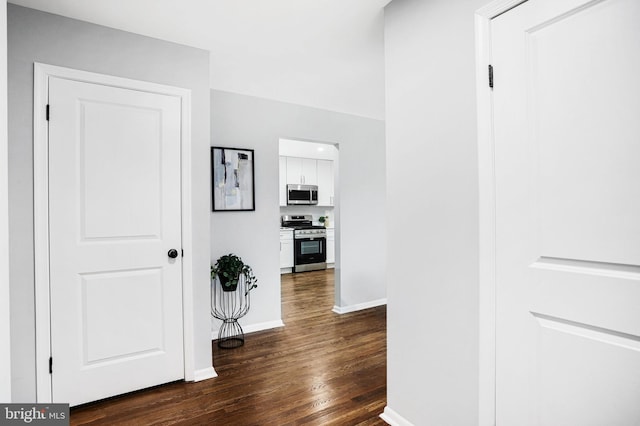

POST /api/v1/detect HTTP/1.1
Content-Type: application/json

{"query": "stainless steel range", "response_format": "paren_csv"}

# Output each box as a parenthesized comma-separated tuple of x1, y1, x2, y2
(281, 215, 327, 272)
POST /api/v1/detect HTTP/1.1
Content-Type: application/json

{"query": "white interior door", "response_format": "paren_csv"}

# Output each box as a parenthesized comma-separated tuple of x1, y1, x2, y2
(48, 76, 184, 406)
(492, 0, 640, 424)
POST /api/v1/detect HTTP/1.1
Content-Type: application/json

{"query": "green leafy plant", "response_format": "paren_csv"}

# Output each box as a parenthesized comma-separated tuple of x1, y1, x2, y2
(211, 253, 258, 293)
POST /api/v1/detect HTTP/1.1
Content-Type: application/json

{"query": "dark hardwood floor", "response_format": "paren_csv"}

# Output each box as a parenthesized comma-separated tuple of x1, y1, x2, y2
(71, 269, 387, 425)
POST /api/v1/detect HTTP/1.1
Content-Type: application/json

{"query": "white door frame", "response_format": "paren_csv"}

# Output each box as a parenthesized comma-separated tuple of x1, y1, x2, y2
(33, 63, 196, 402)
(474, 1, 527, 425)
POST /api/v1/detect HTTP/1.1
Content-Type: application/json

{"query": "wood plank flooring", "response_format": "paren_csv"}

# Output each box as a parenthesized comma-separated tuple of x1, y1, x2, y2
(71, 269, 387, 425)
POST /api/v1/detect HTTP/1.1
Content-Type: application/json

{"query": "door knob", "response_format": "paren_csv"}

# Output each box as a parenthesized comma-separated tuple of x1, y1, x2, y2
(168, 249, 179, 259)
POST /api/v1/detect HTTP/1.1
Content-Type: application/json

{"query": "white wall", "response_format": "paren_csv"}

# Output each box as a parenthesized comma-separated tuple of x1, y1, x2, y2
(384, 0, 486, 424)
(0, 0, 11, 404)
(8, 5, 212, 401)
(211, 89, 386, 333)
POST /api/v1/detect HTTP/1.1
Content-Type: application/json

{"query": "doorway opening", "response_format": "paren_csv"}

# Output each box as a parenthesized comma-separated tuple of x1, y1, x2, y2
(278, 138, 340, 309)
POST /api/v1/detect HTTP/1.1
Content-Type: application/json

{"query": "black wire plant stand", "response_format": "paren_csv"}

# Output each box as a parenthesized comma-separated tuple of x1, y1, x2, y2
(211, 274, 251, 349)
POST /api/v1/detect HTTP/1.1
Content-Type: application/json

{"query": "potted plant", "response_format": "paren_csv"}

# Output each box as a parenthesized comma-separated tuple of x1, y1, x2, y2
(319, 215, 330, 228)
(211, 253, 258, 293)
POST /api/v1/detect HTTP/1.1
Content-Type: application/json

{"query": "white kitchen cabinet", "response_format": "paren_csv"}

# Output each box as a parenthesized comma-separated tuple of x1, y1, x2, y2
(280, 156, 334, 205)
(279, 156, 287, 206)
(280, 229, 294, 271)
(316, 159, 334, 206)
(301, 159, 317, 185)
(326, 228, 335, 266)
(286, 156, 317, 185)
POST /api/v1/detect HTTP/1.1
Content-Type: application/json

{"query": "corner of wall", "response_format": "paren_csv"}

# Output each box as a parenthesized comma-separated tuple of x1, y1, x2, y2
(0, 0, 11, 404)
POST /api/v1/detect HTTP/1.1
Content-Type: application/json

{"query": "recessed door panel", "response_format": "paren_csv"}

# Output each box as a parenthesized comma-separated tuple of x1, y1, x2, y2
(81, 268, 164, 365)
(80, 101, 162, 241)
(536, 323, 640, 425)
(530, 0, 640, 265)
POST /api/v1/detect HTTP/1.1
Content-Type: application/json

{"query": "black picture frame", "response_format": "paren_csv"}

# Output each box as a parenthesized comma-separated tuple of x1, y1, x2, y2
(211, 147, 255, 211)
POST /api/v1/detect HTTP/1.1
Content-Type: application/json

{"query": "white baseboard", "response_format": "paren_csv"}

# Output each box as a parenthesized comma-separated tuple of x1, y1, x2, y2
(242, 319, 285, 334)
(211, 319, 285, 340)
(332, 298, 387, 314)
(380, 406, 414, 426)
(192, 366, 217, 382)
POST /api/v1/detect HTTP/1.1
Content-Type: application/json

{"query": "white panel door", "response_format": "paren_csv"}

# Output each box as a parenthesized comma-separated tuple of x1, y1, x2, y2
(492, 0, 640, 424)
(48, 77, 184, 406)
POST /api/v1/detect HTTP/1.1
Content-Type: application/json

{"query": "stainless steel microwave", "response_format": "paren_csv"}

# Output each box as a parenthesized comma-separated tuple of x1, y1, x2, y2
(287, 184, 318, 205)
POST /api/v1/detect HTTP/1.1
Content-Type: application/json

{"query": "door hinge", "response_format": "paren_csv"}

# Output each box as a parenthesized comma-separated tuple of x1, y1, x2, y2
(49, 356, 53, 374)
(488, 65, 494, 89)
(46, 104, 50, 121)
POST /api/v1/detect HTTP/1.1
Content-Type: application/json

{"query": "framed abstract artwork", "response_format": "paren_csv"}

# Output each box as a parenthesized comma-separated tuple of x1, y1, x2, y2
(211, 147, 255, 211)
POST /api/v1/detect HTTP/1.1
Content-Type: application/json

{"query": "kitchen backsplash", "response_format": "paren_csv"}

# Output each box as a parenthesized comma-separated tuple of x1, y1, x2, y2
(280, 205, 334, 227)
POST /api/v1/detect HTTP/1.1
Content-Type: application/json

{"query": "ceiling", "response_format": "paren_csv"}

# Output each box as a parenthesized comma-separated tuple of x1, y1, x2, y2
(9, 0, 388, 120)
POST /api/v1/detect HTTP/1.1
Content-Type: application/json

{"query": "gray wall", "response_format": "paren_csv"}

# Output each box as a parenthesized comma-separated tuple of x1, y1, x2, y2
(0, 0, 10, 403)
(384, 0, 485, 424)
(8, 4, 212, 401)
(211, 90, 386, 331)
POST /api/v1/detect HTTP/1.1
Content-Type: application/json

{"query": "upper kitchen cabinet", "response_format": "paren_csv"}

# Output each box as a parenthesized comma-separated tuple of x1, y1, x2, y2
(280, 155, 334, 206)
(316, 159, 334, 206)
(286, 157, 317, 185)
